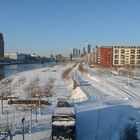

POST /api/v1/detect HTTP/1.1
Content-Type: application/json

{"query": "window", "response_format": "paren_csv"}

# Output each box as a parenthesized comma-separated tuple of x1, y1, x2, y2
(114, 60, 119, 64)
(130, 55, 135, 59)
(137, 55, 140, 59)
(137, 50, 140, 54)
(121, 55, 125, 59)
(115, 55, 119, 59)
(120, 60, 125, 64)
(125, 61, 129, 64)
(121, 49, 125, 54)
(115, 49, 119, 53)
(130, 50, 135, 54)
(130, 60, 135, 64)
(136, 60, 140, 64)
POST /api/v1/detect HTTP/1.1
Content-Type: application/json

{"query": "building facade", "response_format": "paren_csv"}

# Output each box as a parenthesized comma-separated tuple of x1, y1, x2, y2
(95, 45, 140, 67)
(87, 44, 91, 54)
(4, 53, 31, 61)
(0, 33, 4, 59)
(72, 48, 79, 58)
(113, 46, 140, 66)
(99, 47, 113, 67)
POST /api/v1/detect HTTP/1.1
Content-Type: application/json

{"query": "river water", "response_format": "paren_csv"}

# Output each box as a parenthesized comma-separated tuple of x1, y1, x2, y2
(0, 61, 56, 80)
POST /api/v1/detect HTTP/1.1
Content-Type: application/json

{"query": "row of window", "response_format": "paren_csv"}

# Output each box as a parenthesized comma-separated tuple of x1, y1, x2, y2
(115, 49, 140, 54)
(115, 55, 140, 59)
(114, 46, 140, 48)
(114, 60, 140, 64)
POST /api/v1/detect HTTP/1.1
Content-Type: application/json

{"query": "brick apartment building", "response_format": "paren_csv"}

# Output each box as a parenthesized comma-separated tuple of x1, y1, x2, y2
(99, 47, 113, 67)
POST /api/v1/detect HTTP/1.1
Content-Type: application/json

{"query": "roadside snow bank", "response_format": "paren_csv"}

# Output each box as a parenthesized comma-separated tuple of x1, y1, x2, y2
(66, 78, 74, 92)
(70, 87, 88, 103)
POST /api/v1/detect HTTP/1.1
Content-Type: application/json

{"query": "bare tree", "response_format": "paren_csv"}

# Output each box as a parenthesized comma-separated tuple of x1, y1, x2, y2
(15, 104, 36, 133)
(78, 63, 85, 73)
(62, 67, 72, 79)
(24, 77, 54, 115)
(15, 76, 26, 94)
(0, 78, 14, 115)
(37, 78, 54, 115)
(25, 77, 40, 98)
(44, 78, 54, 97)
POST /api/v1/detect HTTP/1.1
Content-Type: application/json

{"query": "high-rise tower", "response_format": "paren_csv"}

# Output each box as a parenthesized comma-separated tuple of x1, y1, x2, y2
(0, 33, 4, 59)
(86, 41, 91, 54)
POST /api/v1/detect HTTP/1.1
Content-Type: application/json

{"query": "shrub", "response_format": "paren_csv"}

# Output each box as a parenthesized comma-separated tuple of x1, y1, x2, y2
(62, 67, 72, 79)
(78, 63, 85, 73)
(120, 124, 139, 140)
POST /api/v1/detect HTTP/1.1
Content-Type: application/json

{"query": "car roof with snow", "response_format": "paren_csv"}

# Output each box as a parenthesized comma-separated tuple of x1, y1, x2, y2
(53, 107, 75, 116)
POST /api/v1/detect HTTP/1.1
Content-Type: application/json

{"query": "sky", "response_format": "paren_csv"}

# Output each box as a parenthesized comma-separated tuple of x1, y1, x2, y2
(0, 0, 140, 57)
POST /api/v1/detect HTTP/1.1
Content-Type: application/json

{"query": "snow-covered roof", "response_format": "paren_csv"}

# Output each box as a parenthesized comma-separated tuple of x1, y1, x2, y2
(53, 107, 75, 116)
(52, 120, 75, 126)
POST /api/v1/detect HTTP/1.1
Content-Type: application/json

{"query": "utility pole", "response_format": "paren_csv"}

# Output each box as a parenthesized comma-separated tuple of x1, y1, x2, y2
(127, 71, 129, 87)
(104, 75, 105, 89)
(36, 104, 38, 123)
(29, 109, 32, 133)
(22, 117, 25, 140)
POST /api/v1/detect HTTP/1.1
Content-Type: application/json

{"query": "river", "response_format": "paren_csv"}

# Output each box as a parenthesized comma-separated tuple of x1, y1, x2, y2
(0, 61, 56, 80)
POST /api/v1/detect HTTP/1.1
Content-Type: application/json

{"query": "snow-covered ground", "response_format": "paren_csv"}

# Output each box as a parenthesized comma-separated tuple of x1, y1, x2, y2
(74, 65, 140, 140)
(0, 64, 73, 140)
(0, 63, 140, 140)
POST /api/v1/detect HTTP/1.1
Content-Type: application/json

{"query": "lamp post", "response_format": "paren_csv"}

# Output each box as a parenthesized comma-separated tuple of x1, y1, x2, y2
(21, 117, 25, 140)
(127, 71, 129, 87)
(104, 75, 106, 89)
(8, 129, 12, 140)
(36, 104, 38, 123)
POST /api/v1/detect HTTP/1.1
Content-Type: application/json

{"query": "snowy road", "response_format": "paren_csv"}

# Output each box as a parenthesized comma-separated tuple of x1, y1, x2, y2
(72, 66, 140, 140)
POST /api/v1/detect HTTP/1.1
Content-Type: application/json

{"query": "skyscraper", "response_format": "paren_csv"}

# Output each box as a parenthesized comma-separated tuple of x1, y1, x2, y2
(0, 33, 4, 59)
(87, 43, 91, 54)
(72, 48, 78, 58)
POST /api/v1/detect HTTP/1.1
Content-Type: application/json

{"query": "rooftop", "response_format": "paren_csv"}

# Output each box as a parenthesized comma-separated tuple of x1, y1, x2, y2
(53, 107, 75, 116)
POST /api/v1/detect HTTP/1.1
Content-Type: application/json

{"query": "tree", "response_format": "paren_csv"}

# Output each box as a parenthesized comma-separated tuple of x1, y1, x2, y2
(121, 124, 139, 140)
(0, 78, 14, 115)
(15, 104, 36, 134)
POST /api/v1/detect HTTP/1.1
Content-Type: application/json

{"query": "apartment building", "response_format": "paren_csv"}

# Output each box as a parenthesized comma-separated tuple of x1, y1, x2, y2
(90, 45, 140, 67)
(95, 47, 100, 64)
(100, 47, 113, 67)
(113, 46, 140, 66)
(4, 53, 31, 61)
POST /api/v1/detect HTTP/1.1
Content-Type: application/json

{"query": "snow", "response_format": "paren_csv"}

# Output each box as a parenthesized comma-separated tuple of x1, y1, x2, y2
(1, 63, 140, 140)
(53, 107, 75, 116)
(71, 86, 88, 103)
(74, 65, 140, 140)
(52, 120, 75, 126)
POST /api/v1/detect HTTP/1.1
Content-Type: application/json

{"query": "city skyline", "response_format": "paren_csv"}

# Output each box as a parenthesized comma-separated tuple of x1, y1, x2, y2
(1, 0, 140, 56)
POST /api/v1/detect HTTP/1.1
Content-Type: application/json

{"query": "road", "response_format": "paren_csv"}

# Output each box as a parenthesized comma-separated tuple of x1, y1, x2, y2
(72, 66, 140, 140)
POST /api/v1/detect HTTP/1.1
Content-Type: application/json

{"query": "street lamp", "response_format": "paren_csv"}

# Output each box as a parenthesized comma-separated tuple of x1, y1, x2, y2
(127, 70, 129, 87)
(21, 117, 25, 140)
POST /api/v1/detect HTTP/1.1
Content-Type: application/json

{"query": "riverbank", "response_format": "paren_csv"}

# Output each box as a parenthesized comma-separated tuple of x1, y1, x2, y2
(0, 61, 56, 80)
(0, 61, 25, 66)
(0, 63, 75, 140)
(0, 59, 55, 66)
